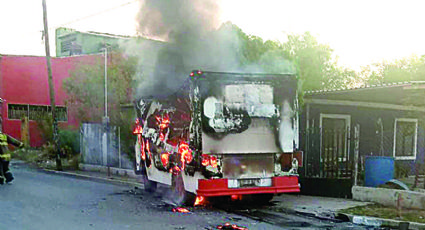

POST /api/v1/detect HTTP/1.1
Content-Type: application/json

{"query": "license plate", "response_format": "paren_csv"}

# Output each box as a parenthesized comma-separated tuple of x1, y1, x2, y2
(239, 179, 260, 187)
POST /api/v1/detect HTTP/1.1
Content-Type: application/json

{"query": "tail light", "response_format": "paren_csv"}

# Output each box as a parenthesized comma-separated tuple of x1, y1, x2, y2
(161, 153, 169, 167)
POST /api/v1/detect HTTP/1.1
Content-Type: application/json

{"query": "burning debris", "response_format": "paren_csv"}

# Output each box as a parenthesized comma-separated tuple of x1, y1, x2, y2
(172, 207, 191, 213)
(216, 222, 248, 230)
(194, 195, 205, 206)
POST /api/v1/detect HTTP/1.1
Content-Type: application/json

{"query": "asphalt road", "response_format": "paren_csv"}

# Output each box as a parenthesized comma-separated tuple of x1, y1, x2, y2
(0, 163, 285, 230)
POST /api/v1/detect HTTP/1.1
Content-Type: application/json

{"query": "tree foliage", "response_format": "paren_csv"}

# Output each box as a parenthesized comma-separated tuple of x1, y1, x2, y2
(224, 23, 357, 91)
(64, 50, 139, 159)
(64, 51, 137, 125)
(363, 55, 425, 85)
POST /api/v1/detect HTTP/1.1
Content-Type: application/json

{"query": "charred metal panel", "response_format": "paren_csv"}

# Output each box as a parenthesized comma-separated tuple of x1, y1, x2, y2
(202, 118, 280, 153)
(198, 73, 299, 154)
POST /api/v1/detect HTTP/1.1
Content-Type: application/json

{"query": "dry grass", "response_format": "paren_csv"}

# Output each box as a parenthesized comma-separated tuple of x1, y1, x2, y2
(11, 149, 80, 170)
(340, 204, 425, 223)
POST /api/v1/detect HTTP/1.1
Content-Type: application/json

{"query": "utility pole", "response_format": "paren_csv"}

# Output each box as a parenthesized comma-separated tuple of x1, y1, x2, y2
(100, 46, 109, 167)
(42, 0, 62, 171)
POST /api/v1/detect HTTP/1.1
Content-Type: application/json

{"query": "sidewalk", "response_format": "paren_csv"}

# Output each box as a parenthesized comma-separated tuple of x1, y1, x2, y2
(26, 162, 425, 229)
(41, 163, 144, 189)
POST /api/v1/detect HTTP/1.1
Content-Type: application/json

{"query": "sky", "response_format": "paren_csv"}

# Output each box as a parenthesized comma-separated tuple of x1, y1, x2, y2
(1, 0, 425, 71)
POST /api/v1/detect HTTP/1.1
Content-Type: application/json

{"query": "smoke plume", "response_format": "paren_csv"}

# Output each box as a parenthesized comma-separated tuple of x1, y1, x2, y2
(132, 0, 243, 98)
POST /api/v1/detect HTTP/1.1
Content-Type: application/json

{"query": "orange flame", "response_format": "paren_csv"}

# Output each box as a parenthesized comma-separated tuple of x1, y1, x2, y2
(146, 140, 152, 168)
(133, 126, 143, 134)
(210, 156, 218, 168)
(161, 153, 169, 167)
(140, 137, 146, 161)
(133, 118, 143, 134)
(156, 113, 170, 130)
(201, 154, 210, 166)
(179, 141, 193, 167)
(172, 207, 190, 213)
(194, 196, 205, 206)
(160, 114, 170, 129)
(217, 222, 248, 230)
(170, 165, 181, 174)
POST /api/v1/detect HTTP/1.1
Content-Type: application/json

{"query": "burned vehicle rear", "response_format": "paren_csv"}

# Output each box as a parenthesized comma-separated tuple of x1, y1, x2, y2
(133, 70, 301, 204)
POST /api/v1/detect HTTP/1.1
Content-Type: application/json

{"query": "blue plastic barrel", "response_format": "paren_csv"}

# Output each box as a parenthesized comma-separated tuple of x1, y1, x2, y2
(364, 156, 394, 187)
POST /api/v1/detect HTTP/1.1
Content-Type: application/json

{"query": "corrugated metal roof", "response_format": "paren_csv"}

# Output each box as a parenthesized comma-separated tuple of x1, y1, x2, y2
(304, 81, 425, 95)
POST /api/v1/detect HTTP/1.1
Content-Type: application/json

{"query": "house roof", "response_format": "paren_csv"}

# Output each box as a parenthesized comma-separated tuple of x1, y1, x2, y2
(304, 81, 425, 107)
(56, 27, 164, 44)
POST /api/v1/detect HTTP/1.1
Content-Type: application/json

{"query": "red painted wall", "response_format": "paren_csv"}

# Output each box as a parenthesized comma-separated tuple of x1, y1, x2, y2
(0, 54, 101, 147)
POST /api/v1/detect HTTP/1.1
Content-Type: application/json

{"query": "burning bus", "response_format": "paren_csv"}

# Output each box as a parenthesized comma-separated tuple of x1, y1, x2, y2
(133, 70, 302, 205)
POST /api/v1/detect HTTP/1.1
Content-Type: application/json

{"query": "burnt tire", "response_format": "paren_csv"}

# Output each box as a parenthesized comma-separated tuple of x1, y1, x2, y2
(171, 172, 195, 206)
(142, 175, 157, 193)
(141, 163, 157, 193)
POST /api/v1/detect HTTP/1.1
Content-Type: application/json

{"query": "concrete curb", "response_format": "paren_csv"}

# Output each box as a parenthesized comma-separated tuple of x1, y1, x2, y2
(352, 185, 425, 210)
(78, 164, 139, 179)
(337, 212, 425, 230)
(40, 168, 143, 189)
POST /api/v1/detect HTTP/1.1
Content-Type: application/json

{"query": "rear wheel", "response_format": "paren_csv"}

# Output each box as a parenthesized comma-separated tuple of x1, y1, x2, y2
(141, 163, 157, 193)
(171, 172, 195, 206)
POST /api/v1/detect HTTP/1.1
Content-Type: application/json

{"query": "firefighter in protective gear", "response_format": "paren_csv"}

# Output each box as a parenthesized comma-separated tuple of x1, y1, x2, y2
(0, 132, 24, 184)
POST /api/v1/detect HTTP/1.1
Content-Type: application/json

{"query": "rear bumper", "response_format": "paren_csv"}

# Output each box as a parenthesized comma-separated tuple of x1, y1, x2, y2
(196, 176, 300, 197)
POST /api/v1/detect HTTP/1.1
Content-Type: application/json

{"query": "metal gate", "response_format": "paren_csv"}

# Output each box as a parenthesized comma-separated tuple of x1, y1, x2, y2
(303, 126, 356, 179)
(80, 123, 132, 169)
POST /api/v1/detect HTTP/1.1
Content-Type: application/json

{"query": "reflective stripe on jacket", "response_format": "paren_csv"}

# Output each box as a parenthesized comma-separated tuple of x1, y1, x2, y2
(0, 153, 11, 161)
(0, 134, 8, 146)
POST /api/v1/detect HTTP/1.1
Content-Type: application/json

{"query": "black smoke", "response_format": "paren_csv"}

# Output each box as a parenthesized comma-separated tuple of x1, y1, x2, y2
(134, 0, 242, 98)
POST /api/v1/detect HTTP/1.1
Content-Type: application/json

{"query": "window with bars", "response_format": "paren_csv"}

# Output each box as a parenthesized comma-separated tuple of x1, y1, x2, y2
(8, 104, 28, 120)
(8, 104, 67, 122)
(394, 118, 417, 159)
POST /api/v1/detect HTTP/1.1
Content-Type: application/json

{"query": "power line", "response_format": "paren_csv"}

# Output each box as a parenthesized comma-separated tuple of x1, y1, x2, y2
(2, 0, 138, 40)
(55, 0, 138, 28)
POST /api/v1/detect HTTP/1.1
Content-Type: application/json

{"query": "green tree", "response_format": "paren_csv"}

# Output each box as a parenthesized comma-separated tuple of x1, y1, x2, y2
(220, 24, 356, 91)
(64, 50, 138, 160)
(64, 51, 137, 125)
(364, 55, 425, 85)
(281, 32, 335, 91)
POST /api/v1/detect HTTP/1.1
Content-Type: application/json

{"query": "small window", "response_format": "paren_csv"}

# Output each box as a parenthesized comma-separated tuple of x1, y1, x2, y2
(394, 118, 417, 159)
(29, 105, 49, 121)
(8, 104, 28, 120)
(47, 106, 68, 122)
(8, 104, 67, 122)
(55, 106, 68, 122)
